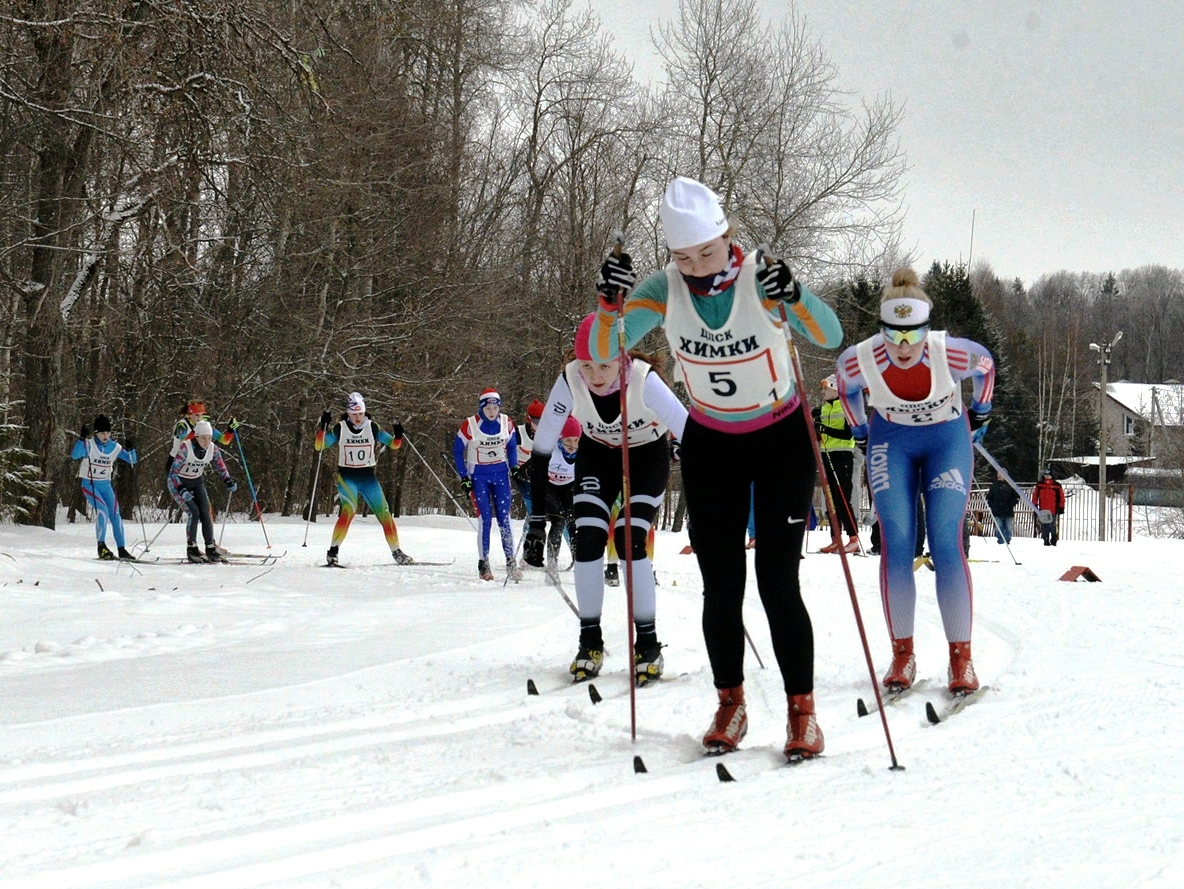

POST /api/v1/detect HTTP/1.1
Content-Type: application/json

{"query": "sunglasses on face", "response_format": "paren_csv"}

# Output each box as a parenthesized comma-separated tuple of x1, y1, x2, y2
(880, 325, 929, 346)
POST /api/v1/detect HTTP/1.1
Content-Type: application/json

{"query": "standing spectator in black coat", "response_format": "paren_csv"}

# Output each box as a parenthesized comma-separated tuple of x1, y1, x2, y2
(985, 471, 1020, 544)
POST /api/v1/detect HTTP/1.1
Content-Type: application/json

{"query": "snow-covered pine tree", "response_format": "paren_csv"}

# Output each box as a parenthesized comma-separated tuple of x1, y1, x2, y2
(0, 403, 50, 521)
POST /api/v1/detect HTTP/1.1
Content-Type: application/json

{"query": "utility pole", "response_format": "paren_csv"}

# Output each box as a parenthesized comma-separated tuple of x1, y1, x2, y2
(1089, 331, 1123, 541)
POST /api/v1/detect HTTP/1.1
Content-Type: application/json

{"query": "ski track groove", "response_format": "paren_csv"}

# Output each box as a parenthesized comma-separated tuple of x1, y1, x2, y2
(0, 688, 586, 804)
(0, 748, 728, 889)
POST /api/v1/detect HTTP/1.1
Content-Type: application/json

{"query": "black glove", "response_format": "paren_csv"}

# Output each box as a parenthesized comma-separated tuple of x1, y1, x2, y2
(854, 435, 868, 455)
(319, 410, 333, 430)
(597, 251, 634, 309)
(123, 437, 135, 451)
(968, 410, 990, 444)
(670, 439, 681, 464)
(228, 417, 240, 430)
(80, 424, 90, 440)
(755, 258, 800, 303)
(1056, 507, 1064, 516)
(460, 477, 474, 495)
(225, 477, 238, 493)
(511, 464, 527, 483)
(523, 518, 546, 568)
(389, 420, 404, 440)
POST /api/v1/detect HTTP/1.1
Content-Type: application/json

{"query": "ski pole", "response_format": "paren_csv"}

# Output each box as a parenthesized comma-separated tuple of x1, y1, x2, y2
(822, 447, 864, 555)
(973, 441, 1052, 524)
(218, 486, 234, 547)
(761, 243, 903, 771)
(610, 230, 639, 743)
(982, 508, 1022, 565)
(403, 435, 478, 531)
(232, 425, 271, 548)
(303, 427, 327, 547)
(130, 459, 150, 552)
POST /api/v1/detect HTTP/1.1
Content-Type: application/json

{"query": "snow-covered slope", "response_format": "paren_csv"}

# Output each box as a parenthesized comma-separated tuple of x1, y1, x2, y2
(1, 515, 1180, 888)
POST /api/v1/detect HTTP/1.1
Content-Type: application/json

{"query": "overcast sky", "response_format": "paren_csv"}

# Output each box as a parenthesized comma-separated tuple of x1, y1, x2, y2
(588, 0, 1184, 286)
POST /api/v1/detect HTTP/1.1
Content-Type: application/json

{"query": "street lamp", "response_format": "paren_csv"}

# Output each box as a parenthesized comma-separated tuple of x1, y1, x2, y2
(1088, 330, 1123, 541)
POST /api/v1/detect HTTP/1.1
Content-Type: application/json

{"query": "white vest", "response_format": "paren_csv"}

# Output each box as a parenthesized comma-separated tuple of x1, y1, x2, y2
(547, 448, 576, 486)
(564, 359, 667, 448)
(856, 331, 962, 426)
(78, 439, 122, 481)
(174, 441, 216, 480)
(461, 414, 514, 471)
(662, 251, 793, 416)
(336, 419, 379, 469)
(516, 423, 534, 464)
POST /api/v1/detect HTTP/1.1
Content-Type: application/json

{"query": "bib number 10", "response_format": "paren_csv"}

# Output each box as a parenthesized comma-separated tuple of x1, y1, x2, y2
(345, 446, 373, 465)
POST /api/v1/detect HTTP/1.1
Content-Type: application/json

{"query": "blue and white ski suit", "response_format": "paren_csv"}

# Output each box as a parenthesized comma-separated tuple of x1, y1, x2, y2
(453, 404, 520, 562)
(72, 437, 138, 549)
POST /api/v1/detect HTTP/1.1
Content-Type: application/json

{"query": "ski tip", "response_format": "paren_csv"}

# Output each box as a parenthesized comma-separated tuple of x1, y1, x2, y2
(716, 762, 735, 782)
(588, 684, 602, 704)
(633, 755, 647, 774)
(526, 678, 538, 696)
(856, 698, 869, 718)
(925, 701, 941, 725)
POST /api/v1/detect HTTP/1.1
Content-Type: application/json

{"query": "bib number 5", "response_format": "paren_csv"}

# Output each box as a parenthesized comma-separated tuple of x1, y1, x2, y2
(708, 370, 737, 398)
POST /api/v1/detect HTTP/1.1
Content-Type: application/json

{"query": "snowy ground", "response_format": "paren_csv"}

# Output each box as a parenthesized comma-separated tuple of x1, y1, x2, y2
(1, 511, 1181, 888)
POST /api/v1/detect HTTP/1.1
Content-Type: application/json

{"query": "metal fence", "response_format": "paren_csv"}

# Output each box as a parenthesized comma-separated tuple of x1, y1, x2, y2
(826, 475, 1135, 544)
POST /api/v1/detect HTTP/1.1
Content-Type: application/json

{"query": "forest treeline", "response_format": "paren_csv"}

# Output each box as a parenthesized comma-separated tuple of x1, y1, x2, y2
(2, 0, 1182, 526)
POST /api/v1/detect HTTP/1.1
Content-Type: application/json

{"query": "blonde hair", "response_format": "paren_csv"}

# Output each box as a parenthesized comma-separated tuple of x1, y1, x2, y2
(880, 267, 931, 307)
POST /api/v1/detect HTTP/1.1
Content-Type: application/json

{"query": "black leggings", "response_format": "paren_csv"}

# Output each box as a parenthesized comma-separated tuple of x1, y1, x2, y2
(821, 449, 858, 537)
(681, 407, 816, 694)
(572, 438, 669, 562)
(179, 479, 215, 546)
(543, 482, 576, 560)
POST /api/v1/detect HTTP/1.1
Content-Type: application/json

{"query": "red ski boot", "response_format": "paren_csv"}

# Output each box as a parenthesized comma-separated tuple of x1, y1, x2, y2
(702, 686, 747, 753)
(784, 692, 824, 761)
(883, 637, 916, 690)
(948, 641, 979, 694)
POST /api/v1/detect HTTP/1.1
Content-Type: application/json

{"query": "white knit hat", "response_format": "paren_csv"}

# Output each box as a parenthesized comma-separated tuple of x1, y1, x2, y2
(346, 392, 366, 413)
(659, 177, 729, 249)
(193, 420, 213, 437)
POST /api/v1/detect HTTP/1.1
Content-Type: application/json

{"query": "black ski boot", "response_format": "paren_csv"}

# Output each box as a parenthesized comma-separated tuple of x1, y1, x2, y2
(187, 545, 206, 563)
(97, 542, 116, 561)
(117, 547, 137, 561)
(326, 545, 340, 567)
(205, 545, 227, 563)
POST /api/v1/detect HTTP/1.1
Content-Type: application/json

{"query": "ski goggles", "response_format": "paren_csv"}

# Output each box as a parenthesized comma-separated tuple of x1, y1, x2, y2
(880, 324, 929, 346)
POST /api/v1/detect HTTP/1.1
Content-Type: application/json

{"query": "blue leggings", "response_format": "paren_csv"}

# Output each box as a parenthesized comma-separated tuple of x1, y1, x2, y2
(867, 414, 974, 643)
(82, 479, 126, 548)
(472, 469, 515, 561)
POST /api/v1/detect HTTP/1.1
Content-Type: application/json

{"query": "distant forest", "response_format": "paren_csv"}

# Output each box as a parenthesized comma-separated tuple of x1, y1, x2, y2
(3, 0, 1182, 526)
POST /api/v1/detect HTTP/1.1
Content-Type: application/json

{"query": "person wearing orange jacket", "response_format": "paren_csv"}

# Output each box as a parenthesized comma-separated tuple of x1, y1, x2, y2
(1032, 468, 1066, 546)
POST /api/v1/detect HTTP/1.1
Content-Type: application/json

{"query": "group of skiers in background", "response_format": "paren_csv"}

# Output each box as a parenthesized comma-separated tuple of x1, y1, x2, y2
(72, 173, 1083, 765)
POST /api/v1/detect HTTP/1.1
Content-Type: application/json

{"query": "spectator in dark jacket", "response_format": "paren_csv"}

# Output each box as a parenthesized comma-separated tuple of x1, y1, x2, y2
(985, 471, 1020, 544)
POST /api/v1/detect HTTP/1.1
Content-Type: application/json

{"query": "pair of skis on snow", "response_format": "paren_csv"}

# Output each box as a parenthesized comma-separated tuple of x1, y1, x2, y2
(321, 558, 456, 569)
(102, 550, 286, 566)
(857, 680, 990, 725)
